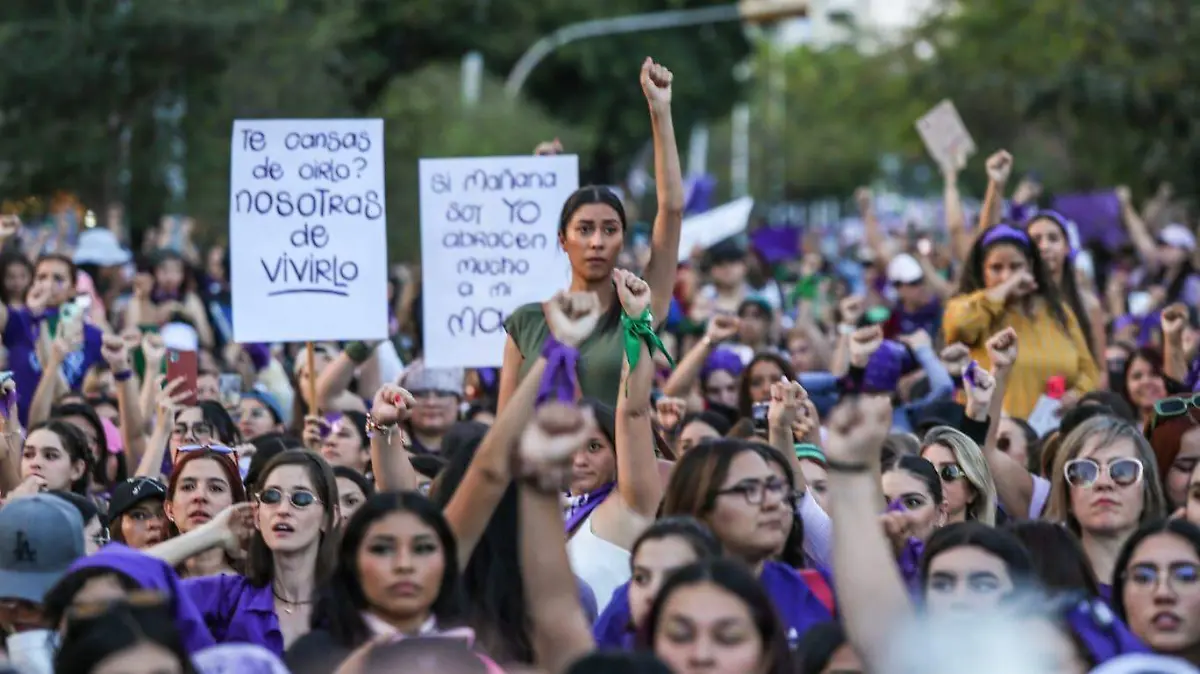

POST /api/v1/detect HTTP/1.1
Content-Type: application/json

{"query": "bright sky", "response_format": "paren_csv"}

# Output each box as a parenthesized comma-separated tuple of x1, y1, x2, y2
(864, 0, 940, 31)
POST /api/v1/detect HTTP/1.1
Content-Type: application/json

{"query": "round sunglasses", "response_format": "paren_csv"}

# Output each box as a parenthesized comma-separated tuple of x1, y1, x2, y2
(1064, 457, 1144, 489)
(257, 487, 321, 509)
(938, 464, 966, 482)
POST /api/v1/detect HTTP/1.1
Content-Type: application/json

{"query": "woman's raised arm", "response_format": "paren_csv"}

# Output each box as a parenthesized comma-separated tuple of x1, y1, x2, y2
(637, 59, 684, 324)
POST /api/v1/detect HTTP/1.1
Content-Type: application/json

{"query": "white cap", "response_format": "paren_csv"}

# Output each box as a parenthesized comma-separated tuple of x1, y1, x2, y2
(887, 253, 924, 285)
(1159, 223, 1197, 252)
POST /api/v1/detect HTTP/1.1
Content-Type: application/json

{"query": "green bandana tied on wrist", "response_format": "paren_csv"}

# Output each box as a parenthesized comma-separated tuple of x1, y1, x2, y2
(620, 307, 675, 374)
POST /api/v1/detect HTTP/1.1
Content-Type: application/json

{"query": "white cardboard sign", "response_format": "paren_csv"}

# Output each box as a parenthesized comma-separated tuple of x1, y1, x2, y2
(418, 155, 578, 369)
(915, 100, 976, 171)
(228, 119, 388, 342)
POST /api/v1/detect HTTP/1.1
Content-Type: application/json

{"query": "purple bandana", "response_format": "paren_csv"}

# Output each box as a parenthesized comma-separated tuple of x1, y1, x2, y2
(536, 336, 580, 407)
(1063, 597, 1149, 664)
(564, 482, 615, 533)
(980, 224, 1031, 248)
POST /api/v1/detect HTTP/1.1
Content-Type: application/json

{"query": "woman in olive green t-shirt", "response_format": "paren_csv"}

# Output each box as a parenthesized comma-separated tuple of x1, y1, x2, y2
(497, 58, 685, 412)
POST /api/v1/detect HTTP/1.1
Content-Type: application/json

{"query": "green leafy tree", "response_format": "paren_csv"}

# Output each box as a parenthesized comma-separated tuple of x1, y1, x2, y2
(342, 0, 751, 184)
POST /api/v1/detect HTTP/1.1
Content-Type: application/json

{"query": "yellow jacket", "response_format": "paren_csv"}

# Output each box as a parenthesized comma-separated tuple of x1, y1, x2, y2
(943, 290, 1100, 419)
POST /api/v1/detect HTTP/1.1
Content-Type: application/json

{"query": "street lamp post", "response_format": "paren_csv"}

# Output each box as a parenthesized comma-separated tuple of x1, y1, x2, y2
(504, 0, 808, 98)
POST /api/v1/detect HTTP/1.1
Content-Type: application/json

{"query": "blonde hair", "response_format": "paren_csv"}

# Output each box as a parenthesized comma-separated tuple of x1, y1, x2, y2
(1044, 415, 1166, 532)
(922, 426, 998, 526)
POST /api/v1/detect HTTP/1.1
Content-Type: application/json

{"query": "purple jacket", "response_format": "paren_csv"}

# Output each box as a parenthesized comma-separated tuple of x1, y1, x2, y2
(69, 544, 215, 654)
(2, 307, 103, 425)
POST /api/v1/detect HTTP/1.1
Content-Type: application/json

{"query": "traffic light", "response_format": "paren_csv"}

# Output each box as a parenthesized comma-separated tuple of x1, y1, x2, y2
(738, 0, 809, 23)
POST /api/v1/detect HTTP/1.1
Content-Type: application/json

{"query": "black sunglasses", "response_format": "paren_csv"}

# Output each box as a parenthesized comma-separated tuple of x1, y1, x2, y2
(938, 465, 966, 482)
(257, 488, 320, 509)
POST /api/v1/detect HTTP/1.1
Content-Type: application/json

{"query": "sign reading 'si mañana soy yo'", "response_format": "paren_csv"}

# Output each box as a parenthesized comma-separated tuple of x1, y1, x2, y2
(229, 118, 388, 342)
(419, 155, 578, 369)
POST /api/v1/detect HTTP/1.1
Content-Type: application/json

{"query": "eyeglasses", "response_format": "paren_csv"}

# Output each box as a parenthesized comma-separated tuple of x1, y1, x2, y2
(1064, 457, 1144, 489)
(1124, 562, 1200, 594)
(938, 465, 966, 482)
(1150, 394, 1200, 432)
(173, 422, 214, 439)
(257, 487, 320, 509)
(715, 477, 791, 506)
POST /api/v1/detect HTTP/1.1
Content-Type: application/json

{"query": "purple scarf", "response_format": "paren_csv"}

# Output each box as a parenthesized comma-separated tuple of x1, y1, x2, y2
(564, 482, 615, 533)
(536, 336, 580, 407)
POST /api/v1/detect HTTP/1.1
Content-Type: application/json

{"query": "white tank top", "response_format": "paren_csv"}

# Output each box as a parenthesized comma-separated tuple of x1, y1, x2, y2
(566, 511, 630, 613)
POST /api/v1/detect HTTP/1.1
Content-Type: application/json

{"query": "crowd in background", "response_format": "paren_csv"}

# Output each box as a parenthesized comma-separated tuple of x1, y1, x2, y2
(1, 57, 1200, 674)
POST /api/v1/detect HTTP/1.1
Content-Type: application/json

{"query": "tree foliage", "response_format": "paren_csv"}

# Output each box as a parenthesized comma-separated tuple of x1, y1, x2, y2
(0, 0, 745, 259)
(738, 0, 1200, 203)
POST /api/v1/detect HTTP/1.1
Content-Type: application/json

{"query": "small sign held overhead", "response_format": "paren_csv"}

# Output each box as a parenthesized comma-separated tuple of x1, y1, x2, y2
(915, 100, 976, 172)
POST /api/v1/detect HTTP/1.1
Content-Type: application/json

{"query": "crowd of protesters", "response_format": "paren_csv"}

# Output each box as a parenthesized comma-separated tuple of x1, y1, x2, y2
(0, 57, 1199, 674)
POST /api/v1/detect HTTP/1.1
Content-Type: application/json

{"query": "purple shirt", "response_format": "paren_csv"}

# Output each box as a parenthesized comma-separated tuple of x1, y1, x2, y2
(3, 307, 104, 425)
(594, 562, 834, 651)
(182, 574, 283, 657)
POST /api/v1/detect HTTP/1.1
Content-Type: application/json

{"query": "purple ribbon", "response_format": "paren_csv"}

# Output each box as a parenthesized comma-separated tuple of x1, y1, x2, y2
(1186, 357, 1200, 393)
(0, 385, 14, 420)
(536, 336, 580, 407)
(564, 482, 615, 533)
(1064, 597, 1150, 664)
(886, 499, 925, 594)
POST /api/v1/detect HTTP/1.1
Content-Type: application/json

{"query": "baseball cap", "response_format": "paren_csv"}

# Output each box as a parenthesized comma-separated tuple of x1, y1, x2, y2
(0, 494, 86, 603)
(401, 360, 465, 398)
(108, 477, 167, 521)
(1159, 224, 1197, 252)
(887, 253, 924, 285)
(242, 386, 284, 424)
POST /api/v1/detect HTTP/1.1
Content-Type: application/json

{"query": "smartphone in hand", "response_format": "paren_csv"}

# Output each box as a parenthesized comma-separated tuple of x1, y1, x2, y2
(167, 350, 199, 406)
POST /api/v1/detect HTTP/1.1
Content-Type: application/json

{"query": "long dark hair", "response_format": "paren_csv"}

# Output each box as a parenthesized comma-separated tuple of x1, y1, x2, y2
(751, 442, 806, 568)
(55, 600, 195, 674)
(430, 423, 533, 664)
(737, 353, 795, 419)
(322, 491, 465, 648)
(1112, 518, 1200, 621)
(52, 402, 118, 489)
(27, 419, 93, 495)
(883, 454, 944, 505)
(245, 451, 340, 589)
(957, 225, 1070, 330)
(919, 522, 1036, 591)
(1024, 212, 1098, 357)
(558, 186, 628, 237)
(0, 252, 33, 305)
(1005, 520, 1100, 597)
(631, 516, 722, 565)
(640, 559, 793, 674)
